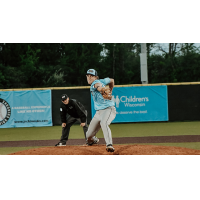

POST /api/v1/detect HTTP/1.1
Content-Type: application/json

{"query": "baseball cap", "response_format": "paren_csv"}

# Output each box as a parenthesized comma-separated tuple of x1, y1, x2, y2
(61, 94, 68, 101)
(86, 69, 98, 76)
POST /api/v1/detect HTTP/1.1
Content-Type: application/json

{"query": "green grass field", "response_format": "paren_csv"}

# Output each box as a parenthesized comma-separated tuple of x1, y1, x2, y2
(1, 121, 200, 155)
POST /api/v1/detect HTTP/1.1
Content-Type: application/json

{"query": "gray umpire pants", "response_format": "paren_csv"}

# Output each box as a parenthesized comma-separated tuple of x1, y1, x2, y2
(86, 106, 116, 146)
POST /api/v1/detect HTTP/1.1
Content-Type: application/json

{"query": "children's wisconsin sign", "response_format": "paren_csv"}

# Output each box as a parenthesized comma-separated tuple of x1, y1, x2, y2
(91, 85, 168, 123)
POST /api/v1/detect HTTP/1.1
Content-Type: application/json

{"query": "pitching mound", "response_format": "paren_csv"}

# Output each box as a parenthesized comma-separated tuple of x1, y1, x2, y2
(9, 144, 200, 155)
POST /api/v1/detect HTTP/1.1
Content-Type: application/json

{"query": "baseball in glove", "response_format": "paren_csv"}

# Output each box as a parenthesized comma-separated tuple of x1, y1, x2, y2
(100, 87, 112, 100)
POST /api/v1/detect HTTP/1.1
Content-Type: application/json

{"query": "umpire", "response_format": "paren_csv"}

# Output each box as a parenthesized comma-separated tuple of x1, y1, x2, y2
(55, 94, 88, 146)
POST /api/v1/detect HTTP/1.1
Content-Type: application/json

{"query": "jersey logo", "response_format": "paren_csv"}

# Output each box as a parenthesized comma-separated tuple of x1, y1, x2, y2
(60, 108, 62, 111)
(69, 106, 73, 109)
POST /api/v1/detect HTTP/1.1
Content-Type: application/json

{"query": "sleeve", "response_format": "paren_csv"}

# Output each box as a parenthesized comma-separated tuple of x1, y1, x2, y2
(100, 78, 111, 86)
(72, 100, 87, 123)
(91, 80, 101, 92)
(60, 104, 67, 123)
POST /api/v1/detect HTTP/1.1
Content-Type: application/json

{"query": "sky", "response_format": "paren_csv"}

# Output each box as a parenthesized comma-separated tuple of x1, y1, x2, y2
(151, 43, 200, 55)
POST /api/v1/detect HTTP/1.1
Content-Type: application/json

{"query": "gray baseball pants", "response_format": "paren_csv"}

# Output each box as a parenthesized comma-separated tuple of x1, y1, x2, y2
(86, 106, 116, 146)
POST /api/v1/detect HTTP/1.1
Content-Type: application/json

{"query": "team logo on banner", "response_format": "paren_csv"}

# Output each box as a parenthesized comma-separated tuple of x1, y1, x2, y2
(0, 98, 11, 126)
(112, 95, 149, 108)
(112, 95, 121, 108)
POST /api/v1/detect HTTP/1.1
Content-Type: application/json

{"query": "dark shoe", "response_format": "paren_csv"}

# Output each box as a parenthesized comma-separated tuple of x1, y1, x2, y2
(87, 136, 99, 146)
(106, 144, 115, 152)
(55, 141, 66, 146)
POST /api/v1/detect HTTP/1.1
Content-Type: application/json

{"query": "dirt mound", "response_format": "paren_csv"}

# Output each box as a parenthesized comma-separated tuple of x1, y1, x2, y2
(9, 144, 200, 155)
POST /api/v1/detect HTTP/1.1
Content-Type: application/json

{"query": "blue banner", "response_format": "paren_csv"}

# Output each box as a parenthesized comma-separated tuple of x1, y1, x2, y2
(91, 86, 168, 123)
(0, 90, 52, 128)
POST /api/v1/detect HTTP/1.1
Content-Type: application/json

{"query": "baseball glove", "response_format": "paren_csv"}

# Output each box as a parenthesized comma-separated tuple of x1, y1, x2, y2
(100, 87, 112, 100)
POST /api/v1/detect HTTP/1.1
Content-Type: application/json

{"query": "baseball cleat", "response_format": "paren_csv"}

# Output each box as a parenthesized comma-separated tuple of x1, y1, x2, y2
(93, 136, 99, 144)
(86, 136, 99, 146)
(55, 142, 66, 146)
(106, 144, 115, 152)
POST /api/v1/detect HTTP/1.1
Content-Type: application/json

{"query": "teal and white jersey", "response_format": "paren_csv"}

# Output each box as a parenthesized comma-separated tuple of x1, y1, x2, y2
(90, 78, 115, 110)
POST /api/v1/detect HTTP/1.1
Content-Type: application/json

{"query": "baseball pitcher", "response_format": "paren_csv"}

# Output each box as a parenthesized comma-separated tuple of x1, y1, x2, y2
(86, 69, 116, 152)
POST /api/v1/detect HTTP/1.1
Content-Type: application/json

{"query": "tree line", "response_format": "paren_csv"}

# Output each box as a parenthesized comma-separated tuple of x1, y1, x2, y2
(0, 43, 200, 89)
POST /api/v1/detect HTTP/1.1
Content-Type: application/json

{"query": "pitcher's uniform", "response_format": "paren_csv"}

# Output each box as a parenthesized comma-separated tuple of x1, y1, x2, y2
(86, 78, 116, 146)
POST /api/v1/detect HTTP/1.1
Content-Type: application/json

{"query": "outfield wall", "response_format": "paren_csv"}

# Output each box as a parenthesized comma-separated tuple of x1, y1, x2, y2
(168, 84, 200, 121)
(51, 88, 91, 125)
(1, 82, 200, 128)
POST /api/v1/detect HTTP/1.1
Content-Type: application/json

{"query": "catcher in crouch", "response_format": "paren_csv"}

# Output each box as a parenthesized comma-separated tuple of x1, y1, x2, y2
(86, 69, 116, 152)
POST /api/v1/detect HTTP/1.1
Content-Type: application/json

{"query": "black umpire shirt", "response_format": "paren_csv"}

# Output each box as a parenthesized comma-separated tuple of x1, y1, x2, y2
(60, 99, 87, 123)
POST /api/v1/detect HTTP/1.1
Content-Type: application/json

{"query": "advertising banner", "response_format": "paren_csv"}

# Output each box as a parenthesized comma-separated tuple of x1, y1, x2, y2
(91, 86, 168, 123)
(0, 90, 52, 128)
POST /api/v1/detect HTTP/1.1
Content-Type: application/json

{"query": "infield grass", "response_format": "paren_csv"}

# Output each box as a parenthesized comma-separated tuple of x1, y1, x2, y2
(1, 121, 200, 155)
(1, 121, 200, 141)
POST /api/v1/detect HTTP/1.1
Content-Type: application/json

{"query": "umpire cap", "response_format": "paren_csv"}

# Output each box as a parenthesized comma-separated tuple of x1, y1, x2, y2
(86, 69, 98, 76)
(61, 94, 68, 101)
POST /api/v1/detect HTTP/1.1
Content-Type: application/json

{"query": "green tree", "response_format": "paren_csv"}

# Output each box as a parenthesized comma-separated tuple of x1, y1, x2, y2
(101, 43, 141, 84)
(19, 44, 41, 87)
(58, 43, 103, 86)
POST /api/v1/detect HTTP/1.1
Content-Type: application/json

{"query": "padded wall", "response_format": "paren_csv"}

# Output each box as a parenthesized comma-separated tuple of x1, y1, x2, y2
(52, 89, 91, 125)
(168, 85, 200, 121)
